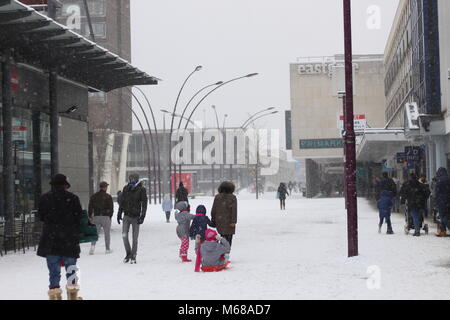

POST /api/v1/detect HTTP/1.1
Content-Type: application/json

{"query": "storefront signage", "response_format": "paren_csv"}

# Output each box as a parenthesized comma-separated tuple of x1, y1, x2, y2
(338, 114, 367, 132)
(396, 152, 406, 164)
(298, 63, 335, 75)
(405, 102, 420, 130)
(299, 139, 343, 149)
(405, 146, 421, 163)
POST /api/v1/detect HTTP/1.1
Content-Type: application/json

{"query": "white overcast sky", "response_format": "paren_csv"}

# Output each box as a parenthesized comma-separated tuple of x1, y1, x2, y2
(130, 0, 399, 140)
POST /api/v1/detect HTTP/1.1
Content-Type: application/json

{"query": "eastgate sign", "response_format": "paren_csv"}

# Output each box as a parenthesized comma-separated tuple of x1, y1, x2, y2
(297, 63, 336, 76)
(297, 62, 359, 76)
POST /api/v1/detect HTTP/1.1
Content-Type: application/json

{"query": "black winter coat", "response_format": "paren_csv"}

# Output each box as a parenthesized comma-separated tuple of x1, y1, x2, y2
(278, 185, 289, 200)
(435, 169, 450, 210)
(176, 186, 189, 203)
(118, 183, 148, 218)
(189, 214, 216, 240)
(400, 180, 430, 211)
(88, 190, 114, 218)
(37, 189, 83, 258)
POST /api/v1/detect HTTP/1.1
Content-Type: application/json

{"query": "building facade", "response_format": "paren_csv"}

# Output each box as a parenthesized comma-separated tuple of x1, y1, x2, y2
(57, 0, 133, 194)
(289, 54, 386, 197)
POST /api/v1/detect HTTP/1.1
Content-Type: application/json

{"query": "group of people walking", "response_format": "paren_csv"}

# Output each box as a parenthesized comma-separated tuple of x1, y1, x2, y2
(35, 172, 238, 299)
(376, 168, 450, 237)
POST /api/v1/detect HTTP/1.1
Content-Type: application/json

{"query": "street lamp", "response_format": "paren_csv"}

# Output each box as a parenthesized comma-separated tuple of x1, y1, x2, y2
(169, 66, 203, 203)
(241, 107, 276, 128)
(243, 111, 279, 130)
(242, 110, 279, 199)
(130, 92, 158, 204)
(184, 73, 259, 130)
(130, 87, 163, 204)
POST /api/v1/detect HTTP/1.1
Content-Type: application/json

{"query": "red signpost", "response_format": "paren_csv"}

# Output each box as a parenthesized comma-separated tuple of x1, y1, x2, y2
(343, 0, 358, 258)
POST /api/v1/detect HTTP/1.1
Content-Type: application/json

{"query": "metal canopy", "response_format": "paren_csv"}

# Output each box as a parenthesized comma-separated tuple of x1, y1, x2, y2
(0, 0, 160, 92)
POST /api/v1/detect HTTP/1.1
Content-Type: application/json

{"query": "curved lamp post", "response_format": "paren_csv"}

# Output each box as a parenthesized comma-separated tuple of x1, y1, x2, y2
(242, 110, 279, 199)
(243, 111, 279, 129)
(175, 81, 223, 184)
(109, 92, 152, 200)
(130, 91, 158, 204)
(169, 66, 202, 203)
(184, 73, 259, 129)
(131, 87, 162, 204)
(241, 107, 276, 128)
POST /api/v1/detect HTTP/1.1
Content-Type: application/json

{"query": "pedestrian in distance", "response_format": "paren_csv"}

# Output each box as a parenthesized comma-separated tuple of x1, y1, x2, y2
(162, 195, 173, 223)
(175, 201, 196, 262)
(117, 173, 148, 264)
(418, 174, 431, 218)
(400, 173, 430, 236)
(277, 182, 289, 210)
(176, 182, 189, 203)
(37, 174, 83, 300)
(434, 167, 450, 237)
(377, 190, 394, 234)
(88, 181, 114, 255)
(211, 181, 238, 248)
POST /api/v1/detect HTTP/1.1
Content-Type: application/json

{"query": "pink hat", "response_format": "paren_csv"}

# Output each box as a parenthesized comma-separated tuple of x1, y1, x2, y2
(205, 229, 218, 241)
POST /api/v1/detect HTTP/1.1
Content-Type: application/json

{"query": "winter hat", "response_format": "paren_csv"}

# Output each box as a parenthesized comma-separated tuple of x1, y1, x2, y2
(50, 174, 71, 188)
(175, 201, 189, 212)
(196, 205, 207, 215)
(205, 229, 218, 241)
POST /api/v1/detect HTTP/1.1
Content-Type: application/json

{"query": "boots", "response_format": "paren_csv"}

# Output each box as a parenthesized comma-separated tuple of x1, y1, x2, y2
(89, 244, 95, 255)
(48, 288, 62, 300)
(66, 285, 83, 300)
(181, 255, 192, 262)
(124, 253, 131, 263)
(387, 227, 394, 235)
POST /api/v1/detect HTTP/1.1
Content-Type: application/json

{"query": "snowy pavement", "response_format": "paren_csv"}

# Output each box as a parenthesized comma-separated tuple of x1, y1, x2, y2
(1, 193, 449, 300)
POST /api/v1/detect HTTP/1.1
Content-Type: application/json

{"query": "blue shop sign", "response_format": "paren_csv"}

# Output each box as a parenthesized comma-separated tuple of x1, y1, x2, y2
(299, 139, 343, 149)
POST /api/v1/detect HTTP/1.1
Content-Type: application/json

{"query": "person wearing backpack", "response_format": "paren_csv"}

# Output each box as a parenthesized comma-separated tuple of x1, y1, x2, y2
(400, 173, 430, 236)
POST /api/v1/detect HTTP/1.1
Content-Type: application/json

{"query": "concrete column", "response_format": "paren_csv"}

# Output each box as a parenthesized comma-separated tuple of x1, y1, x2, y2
(2, 49, 14, 221)
(117, 132, 130, 192)
(101, 132, 115, 186)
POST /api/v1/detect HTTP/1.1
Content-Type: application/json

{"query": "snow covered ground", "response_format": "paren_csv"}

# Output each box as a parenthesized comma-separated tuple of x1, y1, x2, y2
(1, 193, 450, 300)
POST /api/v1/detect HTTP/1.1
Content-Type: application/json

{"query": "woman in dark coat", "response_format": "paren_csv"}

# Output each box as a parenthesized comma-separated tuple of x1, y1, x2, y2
(37, 174, 83, 300)
(277, 183, 289, 210)
(211, 181, 237, 247)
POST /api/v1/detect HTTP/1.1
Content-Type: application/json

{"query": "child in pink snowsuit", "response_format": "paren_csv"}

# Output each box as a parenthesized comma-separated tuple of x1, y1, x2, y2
(174, 201, 195, 262)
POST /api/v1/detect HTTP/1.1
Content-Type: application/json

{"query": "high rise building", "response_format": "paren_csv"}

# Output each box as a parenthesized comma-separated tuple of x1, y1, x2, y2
(56, 0, 133, 194)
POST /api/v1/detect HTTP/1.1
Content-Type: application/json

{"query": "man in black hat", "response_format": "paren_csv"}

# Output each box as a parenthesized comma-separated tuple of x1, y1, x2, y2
(88, 181, 114, 255)
(117, 173, 147, 264)
(37, 174, 83, 300)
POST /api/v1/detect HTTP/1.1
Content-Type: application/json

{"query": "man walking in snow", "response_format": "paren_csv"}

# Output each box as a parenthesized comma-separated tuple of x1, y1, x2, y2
(117, 173, 148, 264)
(176, 182, 189, 203)
(88, 181, 114, 255)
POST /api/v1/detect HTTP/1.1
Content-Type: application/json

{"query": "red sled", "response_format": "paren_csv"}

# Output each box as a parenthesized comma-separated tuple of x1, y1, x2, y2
(201, 261, 230, 272)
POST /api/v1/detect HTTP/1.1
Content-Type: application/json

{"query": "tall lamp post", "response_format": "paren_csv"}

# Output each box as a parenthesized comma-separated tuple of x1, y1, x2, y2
(130, 92, 158, 204)
(242, 110, 279, 199)
(176, 81, 224, 180)
(343, 0, 358, 258)
(132, 87, 162, 204)
(182, 73, 258, 196)
(169, 66, 203, 204)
